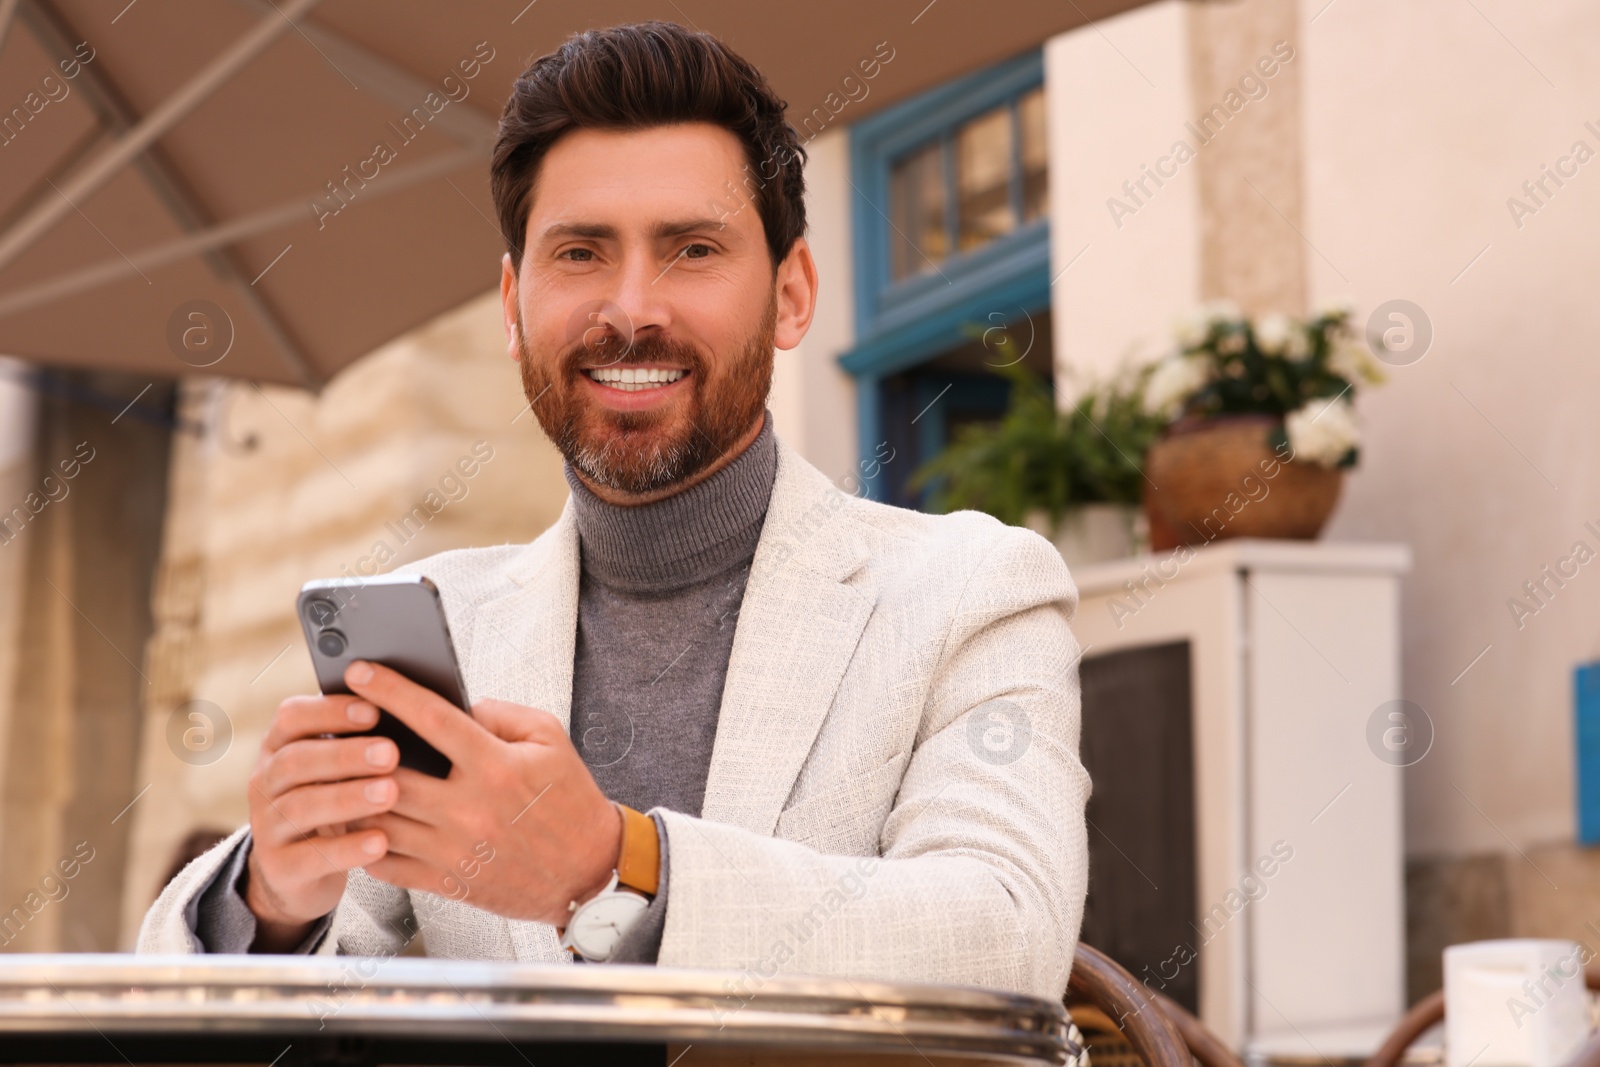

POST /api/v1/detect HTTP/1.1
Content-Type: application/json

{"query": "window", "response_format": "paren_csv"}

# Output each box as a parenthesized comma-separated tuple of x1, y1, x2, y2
(842, 52, 1051, 504)
(889, 141, 947, 280)
(1018, 87, 1049, 223)
(871, 310, 1056, 510)
(883, 84, 1049, 283)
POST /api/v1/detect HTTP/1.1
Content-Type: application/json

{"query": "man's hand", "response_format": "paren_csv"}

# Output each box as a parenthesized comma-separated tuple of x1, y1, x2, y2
(342, 661, 623, 927)
(244, 694, 400, 952)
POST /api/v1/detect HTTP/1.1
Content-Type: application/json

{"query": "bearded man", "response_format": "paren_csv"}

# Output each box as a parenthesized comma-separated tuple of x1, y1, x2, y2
(141, 20, 1089, 1002)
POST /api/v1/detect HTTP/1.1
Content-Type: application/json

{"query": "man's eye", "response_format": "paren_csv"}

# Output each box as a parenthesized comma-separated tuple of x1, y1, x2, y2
(682, 243, 713, 259)
(561, 248, 595, 262)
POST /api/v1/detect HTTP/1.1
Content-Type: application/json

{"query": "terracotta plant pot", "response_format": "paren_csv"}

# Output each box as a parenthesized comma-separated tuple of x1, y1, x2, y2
(1143, 414, 1342, 547)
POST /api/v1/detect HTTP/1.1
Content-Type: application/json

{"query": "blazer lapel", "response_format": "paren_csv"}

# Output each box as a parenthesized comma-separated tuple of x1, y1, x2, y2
(699, 441, 877, 836)
(462, 441, 878, 839)
(465, 499, 581, 731)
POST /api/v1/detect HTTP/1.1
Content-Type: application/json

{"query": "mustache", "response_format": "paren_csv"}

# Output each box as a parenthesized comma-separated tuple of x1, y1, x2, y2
(560, 330, 705, 374)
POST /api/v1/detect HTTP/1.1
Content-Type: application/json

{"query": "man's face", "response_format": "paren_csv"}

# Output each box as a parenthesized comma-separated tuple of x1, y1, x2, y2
(501, 123, 814, 497)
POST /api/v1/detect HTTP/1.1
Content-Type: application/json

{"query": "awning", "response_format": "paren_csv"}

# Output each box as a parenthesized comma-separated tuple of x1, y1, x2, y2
(0, 0, 1149, 388)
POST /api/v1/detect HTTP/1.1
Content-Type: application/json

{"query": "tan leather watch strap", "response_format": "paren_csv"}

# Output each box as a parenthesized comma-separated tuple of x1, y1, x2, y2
(614, 803, 660, 896)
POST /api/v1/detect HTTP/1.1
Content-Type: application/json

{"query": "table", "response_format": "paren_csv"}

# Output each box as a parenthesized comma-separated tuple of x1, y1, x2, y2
(0, 955, 1072, 1066)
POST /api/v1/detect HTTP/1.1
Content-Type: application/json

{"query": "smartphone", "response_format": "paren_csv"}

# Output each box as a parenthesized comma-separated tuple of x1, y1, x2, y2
(296, 574, 469, 778)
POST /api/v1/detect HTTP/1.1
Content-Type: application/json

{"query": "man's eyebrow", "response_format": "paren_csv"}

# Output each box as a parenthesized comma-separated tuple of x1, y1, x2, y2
(537, 217, 738, 243)
(652, 216, 738, 239)
(539, 221, 618, 241)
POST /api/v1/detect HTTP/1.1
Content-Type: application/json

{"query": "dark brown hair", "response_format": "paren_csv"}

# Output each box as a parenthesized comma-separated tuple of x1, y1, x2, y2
(492, 21, 808, 270)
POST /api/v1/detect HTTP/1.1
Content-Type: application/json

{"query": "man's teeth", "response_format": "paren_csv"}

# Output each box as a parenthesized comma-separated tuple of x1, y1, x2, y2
(585, 367, 686, 391)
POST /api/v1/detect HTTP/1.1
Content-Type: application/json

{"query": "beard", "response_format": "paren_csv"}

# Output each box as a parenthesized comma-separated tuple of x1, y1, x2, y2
(517, 294, 777, 495)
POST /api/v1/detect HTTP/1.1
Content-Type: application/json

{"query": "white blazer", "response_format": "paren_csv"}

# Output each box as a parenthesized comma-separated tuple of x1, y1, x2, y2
(140, 436, 1090, 1001)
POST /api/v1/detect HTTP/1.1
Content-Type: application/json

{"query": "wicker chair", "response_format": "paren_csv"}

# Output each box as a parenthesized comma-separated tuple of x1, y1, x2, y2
(1154, 991, 1249, 1067)
(1065, 943, 1191, 1067)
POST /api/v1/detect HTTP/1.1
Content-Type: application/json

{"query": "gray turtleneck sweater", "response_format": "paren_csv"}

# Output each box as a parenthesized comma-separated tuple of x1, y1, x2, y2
(569, 411, 777, 962)
(188, 413, 778, 960)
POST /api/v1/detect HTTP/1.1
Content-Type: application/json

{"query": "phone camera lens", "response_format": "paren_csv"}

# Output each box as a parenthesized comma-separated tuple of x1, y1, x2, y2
(316, 629, 347, 657)
(305, 598, 340, 628)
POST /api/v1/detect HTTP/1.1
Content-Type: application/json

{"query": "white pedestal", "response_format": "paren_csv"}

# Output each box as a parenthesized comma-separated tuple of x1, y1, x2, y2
(1069, 539, 1411, 1049)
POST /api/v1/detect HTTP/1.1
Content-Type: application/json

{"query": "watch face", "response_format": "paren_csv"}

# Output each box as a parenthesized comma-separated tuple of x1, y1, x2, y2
(571, 891, 649, 960)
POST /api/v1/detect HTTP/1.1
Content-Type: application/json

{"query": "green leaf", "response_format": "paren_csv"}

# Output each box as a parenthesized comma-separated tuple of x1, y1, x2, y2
(910, 361, 1163, 524)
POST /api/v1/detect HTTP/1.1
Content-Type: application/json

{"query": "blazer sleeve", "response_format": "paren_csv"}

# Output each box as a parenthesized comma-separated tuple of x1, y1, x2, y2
(653, 526, 1089, 1001)
(137, 825, 255, 954)
(136, 825, 416, 957)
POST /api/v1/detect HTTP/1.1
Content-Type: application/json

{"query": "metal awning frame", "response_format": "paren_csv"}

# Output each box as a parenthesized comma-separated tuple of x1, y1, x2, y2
(0, 0, 499, 388)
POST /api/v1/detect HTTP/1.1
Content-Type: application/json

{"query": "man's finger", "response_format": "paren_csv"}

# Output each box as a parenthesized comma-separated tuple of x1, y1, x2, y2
(351, 811, 440, 862)
(344, 661, 485, 766)
(275, 827, 388, 879)
(257, 735, 399, 799)
(470, 698, 563, 745)
(257, 777, 400, 847)
(363, 852, 454, 897)
(386, 766, 551, 832)
(263, 695, 379, 753)
(386, 767, 451, 824)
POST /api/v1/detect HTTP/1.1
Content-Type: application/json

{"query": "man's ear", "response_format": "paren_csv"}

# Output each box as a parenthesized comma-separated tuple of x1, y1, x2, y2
(773, 237, 819, 351)
(500, 252, 522, 362)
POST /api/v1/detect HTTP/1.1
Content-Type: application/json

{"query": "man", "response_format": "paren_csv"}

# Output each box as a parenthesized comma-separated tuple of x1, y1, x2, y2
(141, 20, 1089, 1001)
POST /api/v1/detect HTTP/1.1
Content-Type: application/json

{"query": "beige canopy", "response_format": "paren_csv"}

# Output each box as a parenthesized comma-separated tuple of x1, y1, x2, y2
(0, 0, 1143, 388)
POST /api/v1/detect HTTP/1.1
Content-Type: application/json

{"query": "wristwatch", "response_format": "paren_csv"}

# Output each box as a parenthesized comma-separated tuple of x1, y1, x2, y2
(559, 803, 660, 962)
(560, 870, 649, 962)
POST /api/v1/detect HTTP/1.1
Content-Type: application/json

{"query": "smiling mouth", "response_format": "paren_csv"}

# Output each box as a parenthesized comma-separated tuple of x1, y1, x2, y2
(584, 367, 688, 392)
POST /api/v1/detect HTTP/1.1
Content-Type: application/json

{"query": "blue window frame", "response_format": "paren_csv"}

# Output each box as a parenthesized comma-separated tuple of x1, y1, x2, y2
(840, 51, 1051, 501)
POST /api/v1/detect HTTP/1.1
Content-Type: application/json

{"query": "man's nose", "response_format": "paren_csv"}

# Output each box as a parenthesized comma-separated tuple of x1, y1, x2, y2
(601, 248, 673, 340)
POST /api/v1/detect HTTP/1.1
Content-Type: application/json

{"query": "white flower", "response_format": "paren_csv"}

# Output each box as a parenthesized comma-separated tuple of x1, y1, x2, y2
(1174, 300, 1244, 348)
(1285, 397, 1359, 468)
(1202, 299, 1243, 326)
(1328, 338, 1385, 385)
(1284, 326, 1310, 359)
(1144, 355, 1211, 417)
(1173, 309, 1208, 349)
(1255, 313, 1293, 355)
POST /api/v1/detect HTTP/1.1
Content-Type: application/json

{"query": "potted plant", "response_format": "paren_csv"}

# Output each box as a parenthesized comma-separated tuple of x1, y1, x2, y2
(910, 363, 1165, 565)
(1140, 300, 1384, 547)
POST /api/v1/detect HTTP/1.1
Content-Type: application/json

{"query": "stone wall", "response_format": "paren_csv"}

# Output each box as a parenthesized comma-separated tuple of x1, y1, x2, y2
(117, 291, 569, 946)
(0, 369, 173, 952)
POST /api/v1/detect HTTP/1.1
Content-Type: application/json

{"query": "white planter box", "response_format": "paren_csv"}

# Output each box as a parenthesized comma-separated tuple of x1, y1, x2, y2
(1068, 538, 1412, 1048)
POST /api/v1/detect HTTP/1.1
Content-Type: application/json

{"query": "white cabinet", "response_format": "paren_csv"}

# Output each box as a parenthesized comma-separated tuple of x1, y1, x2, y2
(1068, 539, 1411, 1049)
